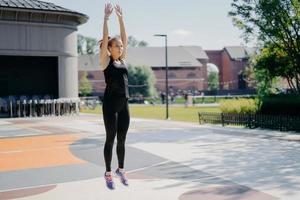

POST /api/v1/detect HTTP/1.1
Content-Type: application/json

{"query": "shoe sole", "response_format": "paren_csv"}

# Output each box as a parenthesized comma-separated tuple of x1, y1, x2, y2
(115, 171, 129, 186)
(105, 181, 115, 189)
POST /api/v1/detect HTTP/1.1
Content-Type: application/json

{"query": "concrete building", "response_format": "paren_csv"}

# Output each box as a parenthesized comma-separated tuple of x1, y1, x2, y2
(0, 0, 88, 99)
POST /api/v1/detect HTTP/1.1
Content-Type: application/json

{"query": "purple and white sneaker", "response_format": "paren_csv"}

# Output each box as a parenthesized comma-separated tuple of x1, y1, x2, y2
(115, 168, 129, 186)
(104, 172, 115, 190)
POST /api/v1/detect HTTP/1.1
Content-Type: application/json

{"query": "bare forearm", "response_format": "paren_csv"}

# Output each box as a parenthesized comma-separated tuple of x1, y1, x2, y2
(99, 17, 109, 66)
(100, 3, 113, 64)
(102, 17, 109, 44)
(118, 17, 127, 45)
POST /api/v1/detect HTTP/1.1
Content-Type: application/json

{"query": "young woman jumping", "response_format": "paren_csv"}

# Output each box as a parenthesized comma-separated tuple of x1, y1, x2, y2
(99, 3, 130, 190)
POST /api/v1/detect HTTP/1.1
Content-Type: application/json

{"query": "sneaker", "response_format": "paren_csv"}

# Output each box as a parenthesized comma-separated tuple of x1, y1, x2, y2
(115, 168, 129, 186)
(104, 171, 115, 190)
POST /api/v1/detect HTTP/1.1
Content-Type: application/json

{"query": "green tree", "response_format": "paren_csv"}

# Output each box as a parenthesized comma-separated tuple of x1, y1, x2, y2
(127, 64, 157, 97)
(138, 40, 149, 47)
(77, 35, 98, 55)
(79, 71, 92, 96)
(77, 34, 85, 55)
(250, 46, 292, 96)
(229, 0, 300, 94)
(127, 36, 138, 47)
(127, 35, 148, 47)
(85, 36, 98, 54)
(208, 72, 219, 91)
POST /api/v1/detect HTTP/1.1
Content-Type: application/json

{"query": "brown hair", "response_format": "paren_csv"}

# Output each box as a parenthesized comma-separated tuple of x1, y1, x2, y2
(98, 36, 121, 49)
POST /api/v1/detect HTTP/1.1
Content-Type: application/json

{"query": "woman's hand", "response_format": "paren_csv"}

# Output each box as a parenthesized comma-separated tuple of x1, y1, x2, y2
(104, 3, 113, 19)
(114, 4, 123, 19)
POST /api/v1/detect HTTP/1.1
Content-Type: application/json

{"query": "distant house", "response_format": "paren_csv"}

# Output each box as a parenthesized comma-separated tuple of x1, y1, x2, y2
(206, 46, 256, 91)
(78, 46, 209, 96)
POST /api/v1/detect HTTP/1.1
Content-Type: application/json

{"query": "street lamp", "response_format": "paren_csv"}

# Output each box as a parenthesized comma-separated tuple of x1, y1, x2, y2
(153, 34, 169, 120)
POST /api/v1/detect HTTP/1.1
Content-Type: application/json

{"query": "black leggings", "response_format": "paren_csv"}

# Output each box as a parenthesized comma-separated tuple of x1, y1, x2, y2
(102, 94, 130, 172)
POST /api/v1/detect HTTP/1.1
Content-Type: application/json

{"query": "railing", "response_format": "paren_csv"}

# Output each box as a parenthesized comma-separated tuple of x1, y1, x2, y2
(0, 98, 80, 118)
(198, 112, 300, 132)
(79, 96, 100, 110)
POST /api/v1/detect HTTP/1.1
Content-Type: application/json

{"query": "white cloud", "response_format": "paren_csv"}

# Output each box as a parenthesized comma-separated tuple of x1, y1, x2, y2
(171, 29, 193, 37)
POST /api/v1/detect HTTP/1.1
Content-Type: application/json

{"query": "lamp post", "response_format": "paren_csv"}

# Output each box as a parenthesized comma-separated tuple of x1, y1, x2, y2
(154, 34, 169, 120)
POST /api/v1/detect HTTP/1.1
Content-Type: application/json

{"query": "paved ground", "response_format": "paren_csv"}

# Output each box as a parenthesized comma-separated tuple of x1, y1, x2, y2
(0, 113, 300, 199)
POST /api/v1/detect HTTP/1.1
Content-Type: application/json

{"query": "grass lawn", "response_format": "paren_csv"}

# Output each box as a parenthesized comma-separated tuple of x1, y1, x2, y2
(80, 104, 220, 123)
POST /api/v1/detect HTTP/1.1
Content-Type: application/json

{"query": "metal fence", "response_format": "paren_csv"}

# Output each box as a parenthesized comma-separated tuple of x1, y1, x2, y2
(198, 112, 300, 132)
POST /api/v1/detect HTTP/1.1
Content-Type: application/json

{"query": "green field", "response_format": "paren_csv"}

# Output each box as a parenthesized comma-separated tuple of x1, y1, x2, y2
(80, 104, 220, 123)
(144, 96, 255, 104)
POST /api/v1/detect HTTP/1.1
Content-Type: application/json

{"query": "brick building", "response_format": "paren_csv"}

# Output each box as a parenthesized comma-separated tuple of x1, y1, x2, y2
(205, 46, 255, 91)
(78, 46, 209, 96)
(78, 45, 256, 97)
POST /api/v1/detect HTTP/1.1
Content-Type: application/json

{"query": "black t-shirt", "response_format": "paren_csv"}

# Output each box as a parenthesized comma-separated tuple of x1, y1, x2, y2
(103, 57, 129, 99)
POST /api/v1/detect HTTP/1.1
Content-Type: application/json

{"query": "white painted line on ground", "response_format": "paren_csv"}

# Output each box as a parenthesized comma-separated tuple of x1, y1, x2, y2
(0, 133, 49, 139)
(127, 160, 171, 174)
(0, 161, 171, 193)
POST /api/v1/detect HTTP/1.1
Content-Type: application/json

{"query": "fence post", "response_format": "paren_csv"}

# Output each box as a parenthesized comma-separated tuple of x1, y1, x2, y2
(22, 100, 26, 117)
(221, 113, 225, 127)
(247, 113, 252, 128)
(10, 101, 13, 118)
(29, 100, 32, 117)
(279, 114, 283, 132)
(51, 100, 54, 116)
(17, 100, 21, 118)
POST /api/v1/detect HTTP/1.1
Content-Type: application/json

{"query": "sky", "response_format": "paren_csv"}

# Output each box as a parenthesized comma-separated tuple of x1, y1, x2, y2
(45, 0, 249, 50)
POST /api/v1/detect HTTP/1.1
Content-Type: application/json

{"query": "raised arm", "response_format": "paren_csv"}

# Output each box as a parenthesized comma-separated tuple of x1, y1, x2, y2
(99, 3, 113, 71)
(115, 4, 127, 60)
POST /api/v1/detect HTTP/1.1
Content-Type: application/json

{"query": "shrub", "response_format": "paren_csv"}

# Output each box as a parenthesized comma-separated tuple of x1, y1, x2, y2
(220, 98, 260, 114)
(258, 94, 300, 115)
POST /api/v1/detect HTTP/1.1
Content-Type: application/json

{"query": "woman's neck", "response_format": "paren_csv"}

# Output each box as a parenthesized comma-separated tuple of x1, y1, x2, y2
(110, 56, 120, 61)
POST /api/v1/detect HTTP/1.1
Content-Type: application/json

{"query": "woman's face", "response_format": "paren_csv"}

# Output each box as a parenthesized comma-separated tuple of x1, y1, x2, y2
(109, 39, 123, 59)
